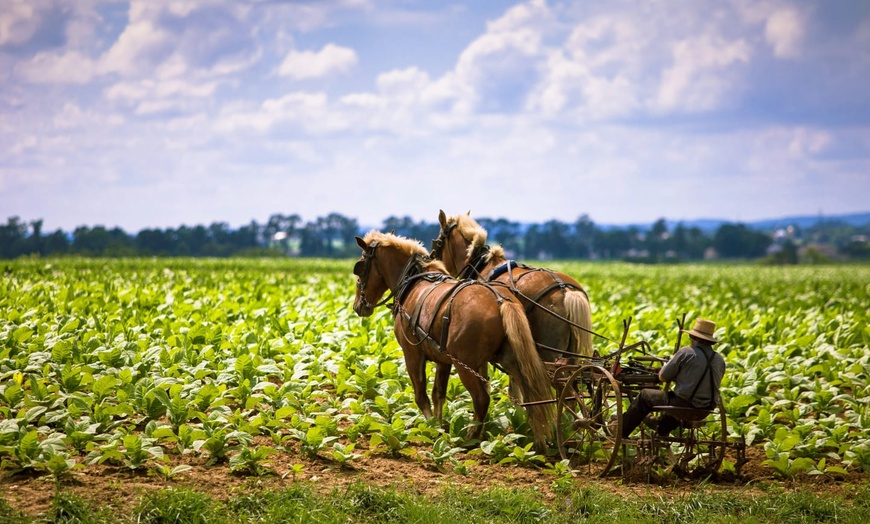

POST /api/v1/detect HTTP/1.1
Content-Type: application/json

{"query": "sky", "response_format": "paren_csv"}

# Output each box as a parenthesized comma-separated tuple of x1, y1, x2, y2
(1, 0, 869, 233)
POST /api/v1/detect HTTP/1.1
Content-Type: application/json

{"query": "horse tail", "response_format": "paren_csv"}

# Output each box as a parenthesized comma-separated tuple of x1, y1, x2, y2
(564, 288, 594, 357)
(499, 299, 554, 450)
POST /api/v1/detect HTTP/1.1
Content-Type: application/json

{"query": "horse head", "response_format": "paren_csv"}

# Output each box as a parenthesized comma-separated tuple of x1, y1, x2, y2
(353, 231, 435, 317)
(433, 210, 489, 277)
(352, 235, 389, 317)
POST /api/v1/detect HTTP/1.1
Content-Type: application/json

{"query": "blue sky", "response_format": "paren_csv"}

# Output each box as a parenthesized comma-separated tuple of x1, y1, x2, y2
(2, 0, 869, 232)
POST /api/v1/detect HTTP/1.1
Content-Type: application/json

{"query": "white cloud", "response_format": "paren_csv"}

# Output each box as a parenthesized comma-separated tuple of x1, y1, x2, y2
(276, 44, 358, 79)
(654, 34, 750, 112)
(2, 0, 868, 231)
(214, 92, 345, 135)
(764, 7, 804, 58)
(104, 76, 220, 115)
(15, 50, 98, 84)
(6, 134, 37, 156)
(0, 1, 40, 46)
(53, 102, 124, 129)
(455, 5, 545, 84)
(787, 127, 831, 158)
(99, 15, 174, 77)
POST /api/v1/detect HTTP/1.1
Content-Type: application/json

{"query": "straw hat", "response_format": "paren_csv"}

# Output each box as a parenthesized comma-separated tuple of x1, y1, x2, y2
(683, 318, 719, 344)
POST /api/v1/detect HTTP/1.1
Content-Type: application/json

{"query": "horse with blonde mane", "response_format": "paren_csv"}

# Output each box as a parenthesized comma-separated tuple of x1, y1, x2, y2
(431, 210, 595, 367)
(352, 231, 554, 451)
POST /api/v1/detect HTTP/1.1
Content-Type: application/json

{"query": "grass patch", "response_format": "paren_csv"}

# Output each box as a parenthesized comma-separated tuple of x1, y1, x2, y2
(3, 482, 869, 523)
(0, 496, 29, 524)
(41, 492, 118, 524)
(132, 488, 227, 524)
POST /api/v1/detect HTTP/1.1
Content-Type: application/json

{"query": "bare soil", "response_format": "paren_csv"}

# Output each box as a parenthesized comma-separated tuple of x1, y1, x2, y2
(3, 443, 867, 519)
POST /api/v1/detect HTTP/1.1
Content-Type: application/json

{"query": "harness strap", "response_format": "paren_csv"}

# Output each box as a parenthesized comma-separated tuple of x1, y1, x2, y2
(398, 279, 480, 352)
(687, 345, 717, 409)
(495, 267, 600, 340)
(488, 260, 519, 280)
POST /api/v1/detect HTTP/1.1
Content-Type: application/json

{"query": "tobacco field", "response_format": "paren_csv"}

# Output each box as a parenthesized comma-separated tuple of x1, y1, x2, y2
(1, 258, 869, 519)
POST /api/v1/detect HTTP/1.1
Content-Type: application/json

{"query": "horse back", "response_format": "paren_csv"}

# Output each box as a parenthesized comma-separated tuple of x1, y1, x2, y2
(394, 279, 509, 366)
(491, 267, 585, 304)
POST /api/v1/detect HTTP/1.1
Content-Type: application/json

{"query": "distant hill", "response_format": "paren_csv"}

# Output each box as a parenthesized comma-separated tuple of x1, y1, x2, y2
(744, 212, 870, 231)
(600, 212, 870, 234)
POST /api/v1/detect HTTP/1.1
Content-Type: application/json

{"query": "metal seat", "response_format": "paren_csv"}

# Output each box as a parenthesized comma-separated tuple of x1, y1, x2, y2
(652, 405, 713, 428)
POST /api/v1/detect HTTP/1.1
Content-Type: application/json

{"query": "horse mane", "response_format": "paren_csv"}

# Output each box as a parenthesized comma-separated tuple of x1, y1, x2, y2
(488, 244, 505, 261)
(449, 213, 507, 263)
(361, 230, 448, 274)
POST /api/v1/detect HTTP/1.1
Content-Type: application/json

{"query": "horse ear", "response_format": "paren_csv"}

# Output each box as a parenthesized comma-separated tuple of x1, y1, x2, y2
(466, 210, 471, 216)
(355, 236, 366, 249)
(438, 210, 447, 228)
(390, 229, 395, 235)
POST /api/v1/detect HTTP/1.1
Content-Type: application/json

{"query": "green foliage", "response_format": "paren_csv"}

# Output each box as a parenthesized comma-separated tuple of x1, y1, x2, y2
(133, 487, 227, 524)
(418, 434, 465, 472)
(43, 491, 118, 524)
(228, 445, 275, 476)
(0, 258, 868, 484)
(472, 433, 545, 466)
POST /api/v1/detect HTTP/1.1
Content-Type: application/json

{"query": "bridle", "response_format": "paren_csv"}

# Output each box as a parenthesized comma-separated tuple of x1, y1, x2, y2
(429, 221, 457, 262)
(354, 240, 394, 310)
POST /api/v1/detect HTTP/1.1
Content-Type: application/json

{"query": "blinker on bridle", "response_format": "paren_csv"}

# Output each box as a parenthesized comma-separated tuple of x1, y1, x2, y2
(430, 221, 457, 261)
(354, 240, 394, 310)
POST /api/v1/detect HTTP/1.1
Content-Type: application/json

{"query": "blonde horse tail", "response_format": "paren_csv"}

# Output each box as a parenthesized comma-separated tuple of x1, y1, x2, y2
(564, 289, 594, 357)
(500, 300, 555, 450)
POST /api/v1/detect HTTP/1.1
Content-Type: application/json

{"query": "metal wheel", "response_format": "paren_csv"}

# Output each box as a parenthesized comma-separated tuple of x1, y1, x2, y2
(556, 365, 623, 477)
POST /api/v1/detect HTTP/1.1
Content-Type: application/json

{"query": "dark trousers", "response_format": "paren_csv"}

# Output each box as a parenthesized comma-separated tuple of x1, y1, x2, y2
(621, 389, 694, 438)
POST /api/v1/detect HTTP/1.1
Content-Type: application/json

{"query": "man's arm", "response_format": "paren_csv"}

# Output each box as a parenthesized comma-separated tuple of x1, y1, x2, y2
(658, 347, 687, 382)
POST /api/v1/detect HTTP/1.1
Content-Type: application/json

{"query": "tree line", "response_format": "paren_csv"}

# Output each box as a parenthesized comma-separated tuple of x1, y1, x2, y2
(1, 213, 868, 263)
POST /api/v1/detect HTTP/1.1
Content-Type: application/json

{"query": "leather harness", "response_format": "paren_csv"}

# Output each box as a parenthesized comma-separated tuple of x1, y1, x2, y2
(364, 249, 510, 354)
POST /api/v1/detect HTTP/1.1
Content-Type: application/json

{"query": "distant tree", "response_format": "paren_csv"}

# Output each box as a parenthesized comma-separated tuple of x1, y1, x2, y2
(182, 225, 210, 256)
(572, 214, 596, 259)
(232, 221, 261, 251)
(301, 213, 358, 257)
(136, 229, 173, 256)
(714, 224, 771, 258)
(841, 237, 870, 259)
(524, 220, 570, 259)
(43, 229, 70, 255)
(382, 216, 416, 237)
(647, 218, 669, 259)
(594, 227, 640, 260)
(72, 226, 134, 256)
(764, 240, 799, 265)
(481, 217, 522, 256)
(0, 217, 28, 258)
(670, 223, 688, 258)
(22, 219, 45, 255)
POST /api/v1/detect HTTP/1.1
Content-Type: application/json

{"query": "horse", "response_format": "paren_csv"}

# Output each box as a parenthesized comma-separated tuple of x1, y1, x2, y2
(431, 210, 595, 367)
(352, 230, 554, 451)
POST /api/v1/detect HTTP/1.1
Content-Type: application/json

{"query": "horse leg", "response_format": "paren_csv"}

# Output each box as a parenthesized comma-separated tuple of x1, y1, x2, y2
(455, 365, 490, 442)
(405, 350, 433, 419)
(432, 361, 452, 423)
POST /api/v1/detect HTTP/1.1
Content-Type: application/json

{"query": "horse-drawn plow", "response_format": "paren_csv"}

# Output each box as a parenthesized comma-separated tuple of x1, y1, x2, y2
(528, 318, 748, 480)
(355, 221, 746, 482)
(428, 212, 746, 481)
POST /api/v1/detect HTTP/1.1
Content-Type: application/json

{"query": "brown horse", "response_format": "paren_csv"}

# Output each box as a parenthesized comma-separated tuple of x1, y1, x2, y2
(431, 211, 594, 367)
(352, 230, 554, 450)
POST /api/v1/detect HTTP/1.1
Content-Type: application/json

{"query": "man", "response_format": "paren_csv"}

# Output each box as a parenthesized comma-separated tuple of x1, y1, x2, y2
(621, 318, 726, 439)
